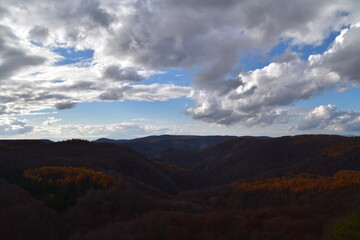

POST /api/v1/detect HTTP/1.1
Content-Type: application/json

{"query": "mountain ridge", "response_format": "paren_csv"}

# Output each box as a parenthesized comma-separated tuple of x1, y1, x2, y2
(1, 134, 360, 239)
(94, 135, 240, 158)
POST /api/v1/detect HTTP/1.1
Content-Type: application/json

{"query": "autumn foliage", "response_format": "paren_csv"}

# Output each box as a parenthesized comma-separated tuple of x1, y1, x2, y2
(23, 166, 115, 188)
(1, 136, 360, 240)
(232, 170, 360, 193)
(20, 166, 115, 212)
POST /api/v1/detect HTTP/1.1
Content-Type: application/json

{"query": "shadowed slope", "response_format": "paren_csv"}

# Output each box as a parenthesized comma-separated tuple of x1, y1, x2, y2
(172, 135, 360, 182)
(0, 140, 179, 193)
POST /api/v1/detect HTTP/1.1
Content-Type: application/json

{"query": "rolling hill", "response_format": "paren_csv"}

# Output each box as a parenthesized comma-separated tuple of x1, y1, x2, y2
(94, 135, 237, 159)
(165, 135, 360, 183)
(1, 134, 360, 240)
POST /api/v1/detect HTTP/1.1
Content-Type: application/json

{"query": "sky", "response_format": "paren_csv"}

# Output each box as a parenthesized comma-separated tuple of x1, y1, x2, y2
(0, 0, 359, 140)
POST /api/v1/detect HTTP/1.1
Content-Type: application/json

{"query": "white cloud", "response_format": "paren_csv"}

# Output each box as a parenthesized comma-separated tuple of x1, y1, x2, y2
(187, 24, 360, 126)
(0, 62, 191, 115)
(42, 116, 61, 126)
(295, 105, 360, 132)
(30, 121, 188, 140)
(311, 26, 360, 82)
(132, 118, 151, 122)
(0, 118, 33, 135)
(0, 0, 359, 133)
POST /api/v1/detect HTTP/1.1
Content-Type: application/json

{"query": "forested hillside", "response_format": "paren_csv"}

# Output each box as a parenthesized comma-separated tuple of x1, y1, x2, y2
(95, 135, 237, 159)
(1, 135, 360, 240)
(168, 135, 360, 183)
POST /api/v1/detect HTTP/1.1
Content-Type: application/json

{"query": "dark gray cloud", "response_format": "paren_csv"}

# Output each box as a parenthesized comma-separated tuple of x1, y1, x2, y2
(103, 65, 144, 82)
(54, 102, 76, 110)
(33, 94, 68, 102)
(0, 6, 8, 19)
(28, 25, 49, 44)
(106, 0, 248, 84)
(57, 81, 97, 92)
(48, 0, 113, 29)
(0, 25, 46, 81)
(272, 49, 300, 63)
(78, 0, 113, 28)
(0, 105, 6, 115)
(319, 27, 360, 82)
(105, 0, 352, 89)
(98, 89, 123, 101)
(167, 0, 240, 9)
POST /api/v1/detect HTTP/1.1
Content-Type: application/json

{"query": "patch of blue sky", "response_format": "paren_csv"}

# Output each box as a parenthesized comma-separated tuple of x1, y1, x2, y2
(55, 98, 195, 125)
(29, 71, 42, 76)
(15, 109, 59, 125)
(239, 49, 270, 72)
(50, 80, 65, 83)
(52, 47, 94, 66)
(268, 38, 291, 59)
(291, 31, 339, 60)
(29, 108, 58, 114)
(239, 30, 340, 72)
(292, 88, 360, 110)
(30, 41, 43, 47)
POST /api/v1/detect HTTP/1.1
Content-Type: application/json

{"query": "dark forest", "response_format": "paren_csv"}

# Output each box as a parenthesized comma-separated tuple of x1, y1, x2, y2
(1, 135, 360, 240)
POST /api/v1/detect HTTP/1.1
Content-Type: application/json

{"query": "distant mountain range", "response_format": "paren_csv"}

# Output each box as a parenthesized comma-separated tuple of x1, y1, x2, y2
(94, 135, 240, 158)
(179, 134, 360, 182)
(95, 134, 360, 183)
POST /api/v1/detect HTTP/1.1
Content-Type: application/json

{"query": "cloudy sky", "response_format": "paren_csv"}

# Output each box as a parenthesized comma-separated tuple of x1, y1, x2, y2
(0, 0, 359, 140)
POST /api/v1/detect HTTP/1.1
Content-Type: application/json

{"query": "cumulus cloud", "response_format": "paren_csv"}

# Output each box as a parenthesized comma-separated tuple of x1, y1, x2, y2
(295, 105, 360, 132)
(104, 0, 355, 87)
(188, 24, 360, 126)
(0, 118, 33, 135)
(186, 56, 336, 125)
(312, 26, 360, 82)
(0, 25, 46, 81)
(0, 0, 359, 132)
(99, 0, 358, 127)
(187, 91, 292, 126)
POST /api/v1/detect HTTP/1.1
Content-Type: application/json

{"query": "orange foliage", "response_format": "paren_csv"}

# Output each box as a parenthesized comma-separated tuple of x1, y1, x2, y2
(23, 166, 115, 188)
(232, 170, 360, 193)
